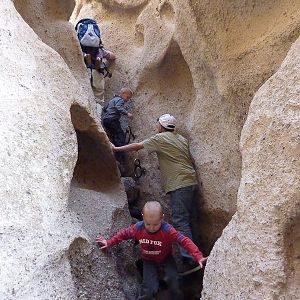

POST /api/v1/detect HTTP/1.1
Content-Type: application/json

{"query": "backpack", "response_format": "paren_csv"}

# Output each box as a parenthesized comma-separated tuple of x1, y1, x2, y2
(75, 18, 101, 48)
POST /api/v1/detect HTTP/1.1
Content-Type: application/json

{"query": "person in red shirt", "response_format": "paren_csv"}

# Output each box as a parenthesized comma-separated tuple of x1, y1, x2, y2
(96, 201, 207, 300)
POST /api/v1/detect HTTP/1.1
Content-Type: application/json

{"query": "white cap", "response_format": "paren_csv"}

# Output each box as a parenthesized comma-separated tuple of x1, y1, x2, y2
(158, 114, 176, 129)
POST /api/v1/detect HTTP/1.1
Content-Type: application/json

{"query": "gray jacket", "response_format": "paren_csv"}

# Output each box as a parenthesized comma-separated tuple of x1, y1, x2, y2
(102, 95, 128, 120)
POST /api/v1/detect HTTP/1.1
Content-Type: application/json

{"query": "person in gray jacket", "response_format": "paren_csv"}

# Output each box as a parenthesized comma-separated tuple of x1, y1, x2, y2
(102, 87, 133, 163)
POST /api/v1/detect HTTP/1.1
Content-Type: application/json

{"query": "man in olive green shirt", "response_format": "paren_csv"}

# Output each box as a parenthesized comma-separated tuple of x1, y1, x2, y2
(112, 114, 201, 275)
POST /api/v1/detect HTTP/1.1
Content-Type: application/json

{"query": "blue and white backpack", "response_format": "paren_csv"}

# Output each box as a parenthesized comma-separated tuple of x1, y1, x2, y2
(75, 18, 101, 48)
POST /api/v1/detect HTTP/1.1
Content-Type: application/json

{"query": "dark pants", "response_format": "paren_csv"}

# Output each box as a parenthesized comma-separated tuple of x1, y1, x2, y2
(140, 256, 183, 300)
(169, 184, 199, 263)
(102, 118, 125, 163)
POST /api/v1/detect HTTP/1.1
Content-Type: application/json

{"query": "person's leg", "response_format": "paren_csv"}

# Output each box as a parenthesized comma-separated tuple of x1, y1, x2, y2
(140, 260, 159, 299)
(163, 256, 183, 300)
(112, 120, 126, 147)
(102, 119, 123, 143)
(83, 53, 92, 68)
(102, 118, 114, 141)
(102, 119, 126, 169)
(112, 120, 126, 164)
(169, 184, 198, 261)
(91, 69, 105, 104)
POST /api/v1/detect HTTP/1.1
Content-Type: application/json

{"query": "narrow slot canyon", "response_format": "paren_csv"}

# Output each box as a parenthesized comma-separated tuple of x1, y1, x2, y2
(69, 104, 139, 299)
(1, 0, 299, 299)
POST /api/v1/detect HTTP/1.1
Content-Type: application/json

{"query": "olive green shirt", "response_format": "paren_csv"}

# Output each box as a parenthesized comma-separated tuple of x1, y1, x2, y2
(142, 132, 197, 193)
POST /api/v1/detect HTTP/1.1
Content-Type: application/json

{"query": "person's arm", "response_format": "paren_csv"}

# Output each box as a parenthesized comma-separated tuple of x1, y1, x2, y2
(199, 257, 208, 268)
(96, 236, 108, 249)
(114, 98, 129, 116)
(112, 142, 144, 153)
(96, 225, 136, 249)
(101, 47, 116, 61)
(169, 226, 207, 267)
(106, 51, 116, 61)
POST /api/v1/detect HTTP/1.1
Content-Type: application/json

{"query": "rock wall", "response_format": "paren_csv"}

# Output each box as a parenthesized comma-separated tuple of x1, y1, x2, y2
(13, 0, 91, 94)
(201, 36, 300, 300)
(72, 0, 300, 250)
(0, 0, 134, 299)
(1, 0, 299, 299)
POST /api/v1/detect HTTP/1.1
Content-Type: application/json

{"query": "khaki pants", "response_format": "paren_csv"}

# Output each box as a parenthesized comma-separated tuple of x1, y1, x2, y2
(90, 69, 105, 104)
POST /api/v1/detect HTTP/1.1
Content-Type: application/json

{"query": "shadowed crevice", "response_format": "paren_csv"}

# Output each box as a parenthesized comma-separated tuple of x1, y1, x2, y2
(70, 104, 119, 192)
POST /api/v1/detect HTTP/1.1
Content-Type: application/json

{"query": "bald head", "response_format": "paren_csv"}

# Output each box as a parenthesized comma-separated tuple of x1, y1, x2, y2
(143, 201, 163, 217)
(142, 201, 163, 233)
(120, 87, 133, 101)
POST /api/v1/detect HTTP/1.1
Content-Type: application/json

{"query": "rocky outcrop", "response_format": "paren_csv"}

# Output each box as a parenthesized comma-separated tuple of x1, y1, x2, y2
(1, 0, 299, 298)
(201, 36, 300, 300)
(13, 0, 91, 94)
(72, 0, 300, 250)
(0, 0, 132, 299)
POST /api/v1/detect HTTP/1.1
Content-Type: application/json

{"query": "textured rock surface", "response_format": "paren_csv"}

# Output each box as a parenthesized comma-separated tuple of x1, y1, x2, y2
(201, 37, 300, 300)
(72, 0, 300, 250)
(1, 0, 300, 299)
(0, 0, 131, 299)
(13, 0, 92, 97)
(68, 185, 138, 299)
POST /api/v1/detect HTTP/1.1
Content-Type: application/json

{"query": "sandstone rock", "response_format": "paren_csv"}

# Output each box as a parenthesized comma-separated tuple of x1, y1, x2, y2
(2, 0, 300, 298)
(72, 0, 300, 250)
(14, 0, 93, 100)
(0, 1, 130, 299)
(201, 36, 300, 300)
(68, 186, 138, 299)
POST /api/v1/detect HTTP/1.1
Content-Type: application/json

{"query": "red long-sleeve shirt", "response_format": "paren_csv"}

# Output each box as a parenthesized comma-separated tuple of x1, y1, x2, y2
(107, 221, 203, 263)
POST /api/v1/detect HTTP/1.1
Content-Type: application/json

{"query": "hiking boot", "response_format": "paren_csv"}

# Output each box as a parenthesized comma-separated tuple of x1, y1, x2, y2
(178, 262, 201, 276)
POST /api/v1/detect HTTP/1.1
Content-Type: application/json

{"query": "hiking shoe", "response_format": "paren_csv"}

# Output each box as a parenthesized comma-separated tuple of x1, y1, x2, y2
(178, 262, 201, 276)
